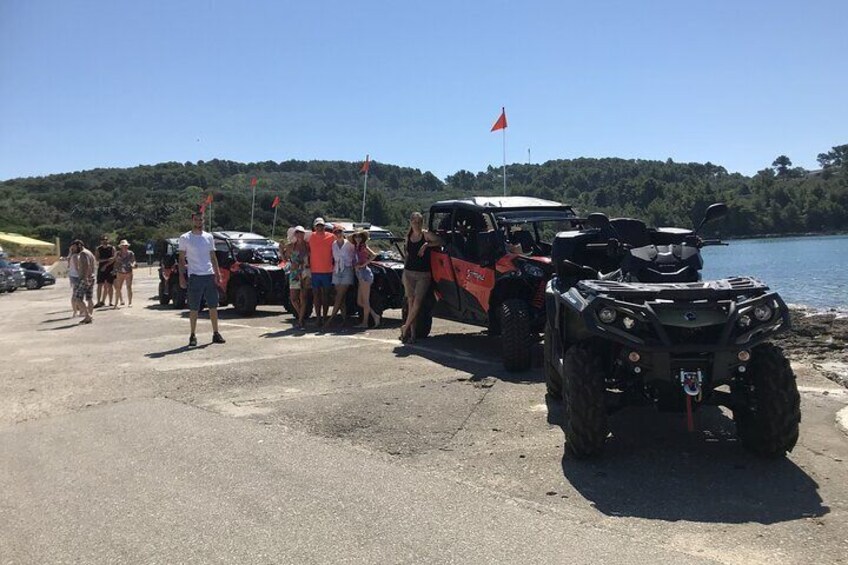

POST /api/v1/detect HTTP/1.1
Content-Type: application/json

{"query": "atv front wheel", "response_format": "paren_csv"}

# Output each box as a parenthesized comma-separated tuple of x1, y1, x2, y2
(500, 299, 532, 372)
(234, 285, 258, 316)
(158, 281, 170, 306)
(544, 321, 562, 397)
(171, 281, 186, 309)
(562, 341, 608, 458)
(733, 343, 801, 458)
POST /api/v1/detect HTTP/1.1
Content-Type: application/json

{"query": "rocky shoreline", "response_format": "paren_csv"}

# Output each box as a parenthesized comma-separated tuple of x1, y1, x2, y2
(777, 309, 848, 387)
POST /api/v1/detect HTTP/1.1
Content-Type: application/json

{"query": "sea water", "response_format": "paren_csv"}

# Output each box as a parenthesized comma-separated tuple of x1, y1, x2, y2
(701, 234, 848, 312)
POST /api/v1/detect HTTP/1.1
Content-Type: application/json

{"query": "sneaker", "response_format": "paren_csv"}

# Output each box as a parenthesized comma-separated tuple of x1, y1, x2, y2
(188, 334, 197, 347)
(212, 332, 226, 344)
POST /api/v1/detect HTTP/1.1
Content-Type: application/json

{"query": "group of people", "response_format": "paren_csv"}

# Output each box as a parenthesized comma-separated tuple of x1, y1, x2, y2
(67, 236, 137, 324)
(180, 210, 442, 347)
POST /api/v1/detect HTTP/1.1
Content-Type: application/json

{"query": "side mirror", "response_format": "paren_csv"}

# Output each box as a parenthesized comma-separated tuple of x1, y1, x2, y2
(695, 202, 728, 234)
(586, 213, 610, 231)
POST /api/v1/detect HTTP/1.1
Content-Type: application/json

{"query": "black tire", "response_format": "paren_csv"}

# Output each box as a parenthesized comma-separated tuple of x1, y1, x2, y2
(402, 295, 432, 339)
(370, 288, 386, 318)
(171, 281, 186, 309)
(733, 343, 801, 458)
(26, 279, 39, 290)
(8, 286, 17, 293)
(500, 299, 532, 372)
(562, 341, 608, 458)
(158, 281, 170, 306)
(544, 321, 562, 397)
(234, 285, 258, 316)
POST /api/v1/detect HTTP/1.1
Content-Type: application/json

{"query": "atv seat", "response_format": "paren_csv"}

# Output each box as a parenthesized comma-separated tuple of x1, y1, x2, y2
(610, 218, 652, 248)
(510, 230, 535, 254)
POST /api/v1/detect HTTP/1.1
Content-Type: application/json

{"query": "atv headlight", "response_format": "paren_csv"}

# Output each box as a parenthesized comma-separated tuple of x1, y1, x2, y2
(622, 316, 637, 330)
(753, 304, 773, 322)
(737, 314, 752, 328)
(598, 307, 617, 324)
(520, 262, 545, 278)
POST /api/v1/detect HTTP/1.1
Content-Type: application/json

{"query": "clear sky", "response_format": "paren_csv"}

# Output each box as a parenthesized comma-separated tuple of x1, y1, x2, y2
(1, 0, 845, 181)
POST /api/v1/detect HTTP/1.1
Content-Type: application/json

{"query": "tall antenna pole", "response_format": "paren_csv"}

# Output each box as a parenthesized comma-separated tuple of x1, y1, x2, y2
(360, 155, 370, 223)
(249, 178, 257, 233)
(502, 125, 507, 197)
(528, 147, 531, 165)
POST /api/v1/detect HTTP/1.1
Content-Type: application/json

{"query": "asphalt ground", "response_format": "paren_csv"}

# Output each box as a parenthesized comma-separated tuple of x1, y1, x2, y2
(1, 272, 847, 564)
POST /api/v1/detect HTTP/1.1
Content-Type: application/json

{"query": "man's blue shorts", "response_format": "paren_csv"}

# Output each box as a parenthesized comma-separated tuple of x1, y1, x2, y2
(311, 272, 332, 289)
(188, 274, 220, 311)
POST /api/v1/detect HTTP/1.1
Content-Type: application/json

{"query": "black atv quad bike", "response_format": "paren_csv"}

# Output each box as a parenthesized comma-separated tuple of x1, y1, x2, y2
(545, 203, 800, 458)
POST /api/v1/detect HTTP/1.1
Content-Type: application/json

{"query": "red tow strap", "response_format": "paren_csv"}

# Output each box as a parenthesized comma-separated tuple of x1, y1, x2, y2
(685, 395, 694, 432)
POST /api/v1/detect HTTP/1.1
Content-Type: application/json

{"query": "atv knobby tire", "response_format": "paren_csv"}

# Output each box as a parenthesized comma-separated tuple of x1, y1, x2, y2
(402, 295, 433, 339)
(234, 285, 258, 316)
(158, 281, 170, 306)
(500, 299, 532, 372)
(562, 341, 608, 458)
(171, 281, 186, 309)
(544, 321, 562, 397)
(734, 343, 800, 458)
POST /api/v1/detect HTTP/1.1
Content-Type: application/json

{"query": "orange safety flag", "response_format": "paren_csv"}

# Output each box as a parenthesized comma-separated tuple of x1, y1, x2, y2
(490, 107, 507, 132)
(271, 195, 280, 209)
(204, 194, 213, 206)
(250, 176, 257, 187)
(360, 155, 370, 174)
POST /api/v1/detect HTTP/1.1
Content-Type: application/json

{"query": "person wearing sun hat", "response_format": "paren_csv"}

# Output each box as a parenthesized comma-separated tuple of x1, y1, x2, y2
(328, 223, 356, 326)
(112, 239, 137, 309)
(308, 217, 335, 328)
(350, 228, 380, 329)
(284, 225, 310, 329)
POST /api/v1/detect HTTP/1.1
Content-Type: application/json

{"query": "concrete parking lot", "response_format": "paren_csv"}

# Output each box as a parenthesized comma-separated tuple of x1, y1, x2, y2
(2, 271, 847, 564)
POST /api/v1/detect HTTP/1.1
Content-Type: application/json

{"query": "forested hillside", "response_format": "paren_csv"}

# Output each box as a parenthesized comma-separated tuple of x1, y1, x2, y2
(1, 144, 845, 255)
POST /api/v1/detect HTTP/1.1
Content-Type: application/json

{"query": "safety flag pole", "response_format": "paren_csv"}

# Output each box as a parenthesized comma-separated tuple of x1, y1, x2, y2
(359, 155, 370, 223)
(491, 107, 508, 196)
(201, 194, 213, 232)
(271, 196, 281, 239)
(249, 176, 258, 233)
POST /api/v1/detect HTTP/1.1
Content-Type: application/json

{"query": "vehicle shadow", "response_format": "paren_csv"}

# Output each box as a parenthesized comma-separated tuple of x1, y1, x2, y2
(392, 331, 545, 385)
(145, 343, 211, 358)
(554, 403, 828, 524)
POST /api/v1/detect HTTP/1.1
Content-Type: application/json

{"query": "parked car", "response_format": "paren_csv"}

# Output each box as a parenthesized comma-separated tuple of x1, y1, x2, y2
(0, 270, 14, 293)
(0, 256, 26, 292)
(18, 261, 56, 290)
(404, 196, 581, 371)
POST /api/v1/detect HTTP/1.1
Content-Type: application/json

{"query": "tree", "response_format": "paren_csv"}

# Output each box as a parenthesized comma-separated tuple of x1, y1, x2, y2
(772, 155, 792, 177)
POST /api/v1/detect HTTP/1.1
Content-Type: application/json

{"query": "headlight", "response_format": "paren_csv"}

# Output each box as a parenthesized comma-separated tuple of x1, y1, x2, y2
(753, 304, 773, 322)
(598, 307, 617, 324)
(520, 262, 545, 278)
(622, 316, 636, 330)
(737, 314, 752, 328)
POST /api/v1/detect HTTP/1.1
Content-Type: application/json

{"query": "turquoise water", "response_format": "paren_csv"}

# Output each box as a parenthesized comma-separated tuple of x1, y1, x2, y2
(701, 234, 848, 311)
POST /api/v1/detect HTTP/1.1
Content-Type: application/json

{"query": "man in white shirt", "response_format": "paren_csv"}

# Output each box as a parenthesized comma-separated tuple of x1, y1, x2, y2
(179, 211, 225, 347)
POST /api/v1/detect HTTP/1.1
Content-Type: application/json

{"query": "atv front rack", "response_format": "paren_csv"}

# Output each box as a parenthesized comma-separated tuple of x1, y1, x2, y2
(577, 276, 769, 302)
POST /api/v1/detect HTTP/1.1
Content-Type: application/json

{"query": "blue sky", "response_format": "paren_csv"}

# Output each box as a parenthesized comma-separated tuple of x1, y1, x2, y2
(1, 0, 845, 181)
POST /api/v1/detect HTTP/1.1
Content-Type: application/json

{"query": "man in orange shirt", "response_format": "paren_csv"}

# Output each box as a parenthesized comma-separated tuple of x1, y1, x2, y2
(308, 217, 335, 328)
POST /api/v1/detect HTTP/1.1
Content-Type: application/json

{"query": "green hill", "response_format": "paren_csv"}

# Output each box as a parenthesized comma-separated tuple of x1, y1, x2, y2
(1, 145, 845, 255)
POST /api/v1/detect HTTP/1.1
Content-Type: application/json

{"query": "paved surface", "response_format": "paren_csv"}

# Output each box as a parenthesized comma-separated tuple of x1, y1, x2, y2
(2, 272, 847, 564)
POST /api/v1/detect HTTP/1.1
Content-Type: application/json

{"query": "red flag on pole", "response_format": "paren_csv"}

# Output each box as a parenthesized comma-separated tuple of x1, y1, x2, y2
(490, 107, 507, 132)
(271, 196, 280, 209)
(204, 194, 213, 206)
(250, 176, 257, 187)
(360, 155, 370, 174)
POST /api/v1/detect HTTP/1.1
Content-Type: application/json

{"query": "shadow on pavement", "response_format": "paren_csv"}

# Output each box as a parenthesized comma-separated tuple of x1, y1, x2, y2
(145, 344, 211, 358)
(178, 309, 284, 321)
(556, 404, 828, 524)
(40, 316, 75, 323)
(392, 331, 545, 385)
(38, 322, 86, 331)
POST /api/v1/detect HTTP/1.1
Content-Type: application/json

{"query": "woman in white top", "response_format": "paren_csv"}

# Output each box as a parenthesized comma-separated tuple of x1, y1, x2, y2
(328, 224, 356, 326)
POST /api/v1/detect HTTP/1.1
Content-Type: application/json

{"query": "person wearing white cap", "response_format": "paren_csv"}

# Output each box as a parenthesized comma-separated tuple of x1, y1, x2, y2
(113, 239, 137, 309)
(308, 217, 335, 328)
(284, 226, 310, 329)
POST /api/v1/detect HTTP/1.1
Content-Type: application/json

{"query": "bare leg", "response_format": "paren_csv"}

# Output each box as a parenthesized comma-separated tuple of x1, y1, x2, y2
(126, 273, 133, 306)
(313, 289, 323, 325)
(209, 308, 219, 334)
(96, 282, 104, 305)
(330, 285, 349, 321)
(189, 310, 198, 335)
(403, 295, 423, 340)
(321, 288, 331, 319)
(113, 276, 124, 308)
(299, 287, 309, 326)
(355, 282, 371, 328)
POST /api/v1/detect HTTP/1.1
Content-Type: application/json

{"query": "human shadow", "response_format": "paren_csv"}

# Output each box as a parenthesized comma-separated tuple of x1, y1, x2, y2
(41, 316, 75, 324)
(557, 404, 828, 524)
(145, 343, 211, 358)
(38, 322, 86, 331)
(178, 309, 284, 320)
(392, 330, 545, 385)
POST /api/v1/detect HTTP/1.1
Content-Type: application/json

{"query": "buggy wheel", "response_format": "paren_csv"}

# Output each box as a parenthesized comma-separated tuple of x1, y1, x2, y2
(544, 321, 562, 397)
(733, 343, 801, 458)
(26, 278, 39, 290)
(234, 285, 258, 316)
(500, 299, 532, 372)
(171, 281, 186, 309)
(562, 341, 608, 458)
(402, 294, 432, 339)
(158, 281, 170, 305)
